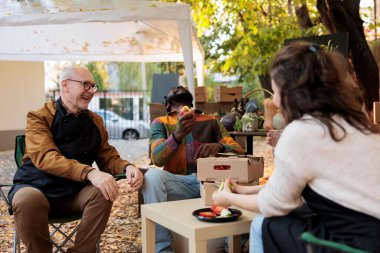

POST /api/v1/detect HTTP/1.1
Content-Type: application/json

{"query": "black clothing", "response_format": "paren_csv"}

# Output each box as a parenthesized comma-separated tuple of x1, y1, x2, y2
(262, 186, 380, 253)
(9, 98, 101, 203)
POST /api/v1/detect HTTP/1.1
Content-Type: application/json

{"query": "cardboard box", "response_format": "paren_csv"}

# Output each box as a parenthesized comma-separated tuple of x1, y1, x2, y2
(197, 155, 264, 183)
(199, 182, 219, 206)
(199, 180, 259, 206)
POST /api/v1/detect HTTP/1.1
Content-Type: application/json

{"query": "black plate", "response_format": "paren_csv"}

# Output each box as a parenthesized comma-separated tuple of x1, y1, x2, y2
(192, 208, 242, 222)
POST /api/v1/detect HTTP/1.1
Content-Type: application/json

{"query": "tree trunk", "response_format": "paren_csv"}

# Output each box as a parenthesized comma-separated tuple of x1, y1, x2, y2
(295, 4, 313, 30)
(259, 74, 273, 98)
(288, 0, 293, 16)
(317, 0, 379, 111)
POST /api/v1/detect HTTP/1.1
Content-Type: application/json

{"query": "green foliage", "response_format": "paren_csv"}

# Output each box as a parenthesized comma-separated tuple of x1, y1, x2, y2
(117, 62, 162, 91)
(118, 62, 141, 90)
(85, 62, 109, 90)
(162, 0, 326, 86)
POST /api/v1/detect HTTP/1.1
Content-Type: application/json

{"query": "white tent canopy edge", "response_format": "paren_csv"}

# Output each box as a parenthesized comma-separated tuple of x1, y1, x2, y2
(0, 0, 205, 97)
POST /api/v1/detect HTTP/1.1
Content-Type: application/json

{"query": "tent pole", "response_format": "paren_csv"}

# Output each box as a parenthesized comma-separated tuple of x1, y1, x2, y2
(178, 20, 196, 107)
(195, 60, 204, 87)
(141, 62, 148, 121)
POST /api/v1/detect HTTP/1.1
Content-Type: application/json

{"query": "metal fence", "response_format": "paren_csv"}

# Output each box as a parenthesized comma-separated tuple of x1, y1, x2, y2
(51, 90, 152, 140)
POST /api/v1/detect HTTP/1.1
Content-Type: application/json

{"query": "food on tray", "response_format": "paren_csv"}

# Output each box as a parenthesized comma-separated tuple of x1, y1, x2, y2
(198, 211, 217, 218)
(193, 205, 242, 221)
(198, 206, 232, 219)
(219, 208, 232, 217)
(211, 204, 225, 215)
(211, 204, 232, 217)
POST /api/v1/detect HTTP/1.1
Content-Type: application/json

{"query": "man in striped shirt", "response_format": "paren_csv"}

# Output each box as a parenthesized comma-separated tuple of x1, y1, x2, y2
(142, 86, 243, 253)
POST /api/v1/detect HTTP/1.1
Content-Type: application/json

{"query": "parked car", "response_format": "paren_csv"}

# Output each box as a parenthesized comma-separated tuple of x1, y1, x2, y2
(93, 109, 150, 140)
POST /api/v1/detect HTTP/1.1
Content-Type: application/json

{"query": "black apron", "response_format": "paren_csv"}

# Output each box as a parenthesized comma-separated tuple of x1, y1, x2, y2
(9, 98, 101, 203)
(262, 186, 380, 253)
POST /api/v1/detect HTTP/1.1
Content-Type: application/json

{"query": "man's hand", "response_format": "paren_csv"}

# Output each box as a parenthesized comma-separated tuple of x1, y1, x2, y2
(87, 170, 119, 201)
(125, 165, 143, 192)
(195, 143, 224, 159)
(174, 111, 196, 141)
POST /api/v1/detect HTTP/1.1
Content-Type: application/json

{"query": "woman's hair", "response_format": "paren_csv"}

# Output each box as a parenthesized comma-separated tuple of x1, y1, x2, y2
(270, 41, 378, 141)
(164, 86, 193, 112)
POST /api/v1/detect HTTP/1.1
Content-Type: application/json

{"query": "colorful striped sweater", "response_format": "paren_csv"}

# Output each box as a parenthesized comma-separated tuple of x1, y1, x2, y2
(150, 111, 244, 175)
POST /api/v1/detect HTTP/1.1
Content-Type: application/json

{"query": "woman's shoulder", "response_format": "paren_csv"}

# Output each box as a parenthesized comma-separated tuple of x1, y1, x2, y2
(283, 115, 325, 139)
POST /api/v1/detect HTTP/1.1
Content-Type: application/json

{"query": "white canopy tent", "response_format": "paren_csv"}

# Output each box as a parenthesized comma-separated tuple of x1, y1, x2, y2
(0, 0, 205, 96)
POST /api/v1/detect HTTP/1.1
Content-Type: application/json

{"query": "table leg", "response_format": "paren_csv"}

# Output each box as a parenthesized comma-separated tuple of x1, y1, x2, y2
(246, 135, 253, 155)
(228, 235, 241, 253)
(142, 216, 155, 253)
(189, 239, 207, 253)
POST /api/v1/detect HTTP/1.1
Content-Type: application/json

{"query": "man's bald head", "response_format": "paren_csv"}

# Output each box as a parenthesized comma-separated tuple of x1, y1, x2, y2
(59, 66, 92, 91)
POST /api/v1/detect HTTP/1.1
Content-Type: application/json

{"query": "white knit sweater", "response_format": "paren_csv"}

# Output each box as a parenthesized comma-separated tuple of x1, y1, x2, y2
(258, 115, 380, 220)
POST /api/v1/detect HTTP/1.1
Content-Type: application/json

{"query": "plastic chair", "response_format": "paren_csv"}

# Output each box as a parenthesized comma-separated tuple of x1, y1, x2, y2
(301, 232, 370, 253)
(0, 135, 107, 253)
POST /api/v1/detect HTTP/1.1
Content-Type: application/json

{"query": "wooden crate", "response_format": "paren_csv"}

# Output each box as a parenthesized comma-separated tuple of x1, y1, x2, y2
(214, 86, 242, 94)
(214, 86, 242, 102)
(195, 86, 208, 103)
(149, 102, 234, 120)
(149, 103, 167, 120)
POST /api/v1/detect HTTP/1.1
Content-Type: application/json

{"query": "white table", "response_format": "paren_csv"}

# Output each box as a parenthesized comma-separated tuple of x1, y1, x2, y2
(141, 198, 258, 253)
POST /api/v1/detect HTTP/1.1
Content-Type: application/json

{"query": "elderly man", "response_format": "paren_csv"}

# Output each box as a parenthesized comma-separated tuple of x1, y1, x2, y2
(143, 86, 244, 252)
(8, 66, 143, 253)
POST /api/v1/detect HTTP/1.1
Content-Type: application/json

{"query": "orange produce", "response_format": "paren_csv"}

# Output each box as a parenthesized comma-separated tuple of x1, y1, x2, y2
(263, 98, 279, 131)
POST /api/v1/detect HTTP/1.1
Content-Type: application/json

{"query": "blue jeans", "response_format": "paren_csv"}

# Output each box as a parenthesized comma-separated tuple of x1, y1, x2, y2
(250, 215, 265, 253)
(142, 169, 200, 253)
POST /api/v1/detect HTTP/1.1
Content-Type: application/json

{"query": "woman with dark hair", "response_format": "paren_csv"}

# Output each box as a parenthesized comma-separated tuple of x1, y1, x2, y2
(213, 42, 380, 253)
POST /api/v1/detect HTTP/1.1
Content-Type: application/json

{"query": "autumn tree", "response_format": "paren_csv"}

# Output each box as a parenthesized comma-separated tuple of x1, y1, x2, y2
(164, 0, 324, 99)
(317, 0, 379, 111)
(163, 0, 378, 110)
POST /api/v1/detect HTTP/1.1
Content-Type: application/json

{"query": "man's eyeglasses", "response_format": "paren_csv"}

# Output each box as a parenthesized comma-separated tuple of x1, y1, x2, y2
(66, 79, 98, 92)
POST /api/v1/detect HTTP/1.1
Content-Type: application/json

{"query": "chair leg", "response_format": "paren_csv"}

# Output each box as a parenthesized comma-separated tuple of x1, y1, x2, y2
(97, 238, 101, 253)
(137, 168, 149, 218)
(50, 223, 80, 253)
(306, 244, 315, 253)
(13, 227, 21, 253)
(137, 188, 144, 218)
(12, 221, 102, 253)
